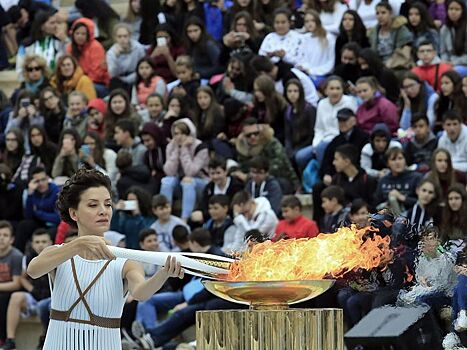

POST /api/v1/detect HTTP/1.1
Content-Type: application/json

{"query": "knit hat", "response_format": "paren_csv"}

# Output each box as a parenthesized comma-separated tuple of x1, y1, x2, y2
(88, 98, 107, 115)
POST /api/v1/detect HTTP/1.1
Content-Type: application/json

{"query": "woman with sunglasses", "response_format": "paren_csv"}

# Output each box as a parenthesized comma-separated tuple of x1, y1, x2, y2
(13, 54, 51, 103)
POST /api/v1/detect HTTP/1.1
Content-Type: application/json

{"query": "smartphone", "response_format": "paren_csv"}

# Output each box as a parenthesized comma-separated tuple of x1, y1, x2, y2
(347, 80, 356, 89)
(20, 98, 30, 108)
(80, 144, 91, 157)
(123, 200, 138, 211)
(157, 37, 167, 47)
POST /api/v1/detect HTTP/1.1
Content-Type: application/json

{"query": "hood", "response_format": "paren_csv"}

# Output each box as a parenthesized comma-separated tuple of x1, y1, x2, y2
(254, 197, 273, 215)
(391, 15, 408, 29)
(70, 17, 95, 43)
(172, 118, 197, 138)
(413, 131, 436, 147)
(236, 124, 274, 157)
(370, 123, 391, 142)
(140, 122, 165, 146)
(88, 98, 107, 115)
(416, 55, 442, 67)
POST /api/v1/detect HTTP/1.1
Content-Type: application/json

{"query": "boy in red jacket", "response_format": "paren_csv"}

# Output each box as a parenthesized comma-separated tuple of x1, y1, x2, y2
(272, 196, 319, 241)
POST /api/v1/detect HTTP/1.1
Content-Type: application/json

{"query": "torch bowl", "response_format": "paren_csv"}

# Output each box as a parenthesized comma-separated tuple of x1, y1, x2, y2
(203, 279, 335, 309)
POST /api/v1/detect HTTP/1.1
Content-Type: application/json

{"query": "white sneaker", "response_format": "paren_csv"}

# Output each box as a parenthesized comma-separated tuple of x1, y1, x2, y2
(443, 332, 462, 349)
(455, 310, 467, 332)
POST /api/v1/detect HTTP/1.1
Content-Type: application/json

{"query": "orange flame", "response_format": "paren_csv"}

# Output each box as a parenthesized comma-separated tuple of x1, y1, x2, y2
(225, 225, 392, 281)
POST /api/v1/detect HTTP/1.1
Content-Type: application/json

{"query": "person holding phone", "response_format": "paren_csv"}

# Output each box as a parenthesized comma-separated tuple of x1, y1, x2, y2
(5, 90, 44, 154)
(51, 129, 81, 179)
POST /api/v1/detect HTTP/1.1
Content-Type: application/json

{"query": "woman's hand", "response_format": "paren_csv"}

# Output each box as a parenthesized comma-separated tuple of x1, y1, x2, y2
(160, 256, 184, 279)
(182, 136, 194, 147)
(253, 20, 265, 31)
(75, 236, 115, 260)
(400, 89, 410, 109)
(17, 107, 28, 119)
(115, 200, 125, 210)
(222, 77, 234, 93)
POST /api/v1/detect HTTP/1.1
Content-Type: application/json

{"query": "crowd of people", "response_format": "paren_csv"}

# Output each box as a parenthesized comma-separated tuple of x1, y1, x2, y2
(0, 0, 467, 348)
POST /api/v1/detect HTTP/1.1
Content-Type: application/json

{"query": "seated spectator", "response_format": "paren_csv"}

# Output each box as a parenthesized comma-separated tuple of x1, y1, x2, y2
(114, 119, 147, 166)
(0, 221, 23, 345)
(348, 198, 370, 228)
(425, 148, 467, 200)
(63, 91, 88, 140)
(399, 73, 438, 130)
(360, 123, 402, 179)
(411, 40, 453, 93)
(283, 79, 317, 166)
(27, 125, 58, 177)
(172, 225, 191, 252)
(404, 113, 437, 173)
(145, 93, 166, 126)
(334, 10, 370, 67)
(438, 111, 467, 172)
(191, 156, 244, 223)
(149, 24, 186, 84)
(193, 86, 226, 143)
(3, 229, 52, 350)
(131, 58, 167, 108)
(429, 0, 447, 28)
(138, 229, 162, 279)
(297, 10, 335, 83)
(107, 23, 146, 94)
(304, 0, 349, 36)
(251, 74, 288, 143)
(272, 195, 319, 241)
(258, 8, 303, 66)
(183, 16, 221, 79)
(140, 122, 167, 194)
(51, 129, 81, 179)
(14, 54, 50, 102)
(441, 184, 467, 245)
(400, 178, 442, 249)
(230, 190, 278, 251)
(440, 0, 467, 76)
(111, 186, 155, 249)
(320, 108, 369, 180)
(170, 56, 201, 110)
(306, 76, 357, 169)
(203, 195, 235, 251)
(104, 89, 142, 145)
(16, 166, 60, 252)
(435, 71, 467, 129)
(6, 90, 44, 153)
(86, 98, 107, 140)
(245, 156, 283, 215)
(161, 118, 209, 221)
(216, 56, 254, 105)
(38, 87, 65, 145)
(0, 164, 23, 223)
(368, 2, 413, 68)
(398, 227, 456, 309)
(50, 54, 97, 104)
(449, 248, 467, 336)
(320, 185, 347, 233)
(115, 151, 156, 197)
(234, 118, 299, 193)
(150, 194, 190, 252)
(355, 76, 398, 135)
(333, 42, 362, 84)
(66, 18, 110, 96)
(0, 128, 24, 175)
(357, 48, 401, 103)
(406, 2, 440, 50)
(374, 147, 422, 214)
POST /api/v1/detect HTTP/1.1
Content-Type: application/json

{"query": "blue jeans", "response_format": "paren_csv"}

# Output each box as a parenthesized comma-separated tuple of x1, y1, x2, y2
(136, 291, 184, 329)
(452, 275, 467, 325)
(160, 176, 208, 219)
(94, 83, 109, 98)
(294, 140, 330, 171)
(337, 288, 373, 327)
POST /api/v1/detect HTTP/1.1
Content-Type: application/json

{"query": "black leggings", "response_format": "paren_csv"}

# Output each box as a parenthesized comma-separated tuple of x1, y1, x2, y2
(0, 292, 12, 341)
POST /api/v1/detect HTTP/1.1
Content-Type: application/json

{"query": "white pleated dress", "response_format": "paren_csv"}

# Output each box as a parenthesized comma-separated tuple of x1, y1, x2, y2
(43, 256, 128, 350)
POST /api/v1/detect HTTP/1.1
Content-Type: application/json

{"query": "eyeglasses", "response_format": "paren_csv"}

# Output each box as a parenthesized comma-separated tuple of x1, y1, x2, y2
(27, 66, 42, 72)
(245, 131, 259, 138)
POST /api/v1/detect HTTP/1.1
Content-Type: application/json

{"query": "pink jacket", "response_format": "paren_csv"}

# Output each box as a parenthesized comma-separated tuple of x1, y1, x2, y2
(357, 94, 399, 135)
(163, 118, 209, 179)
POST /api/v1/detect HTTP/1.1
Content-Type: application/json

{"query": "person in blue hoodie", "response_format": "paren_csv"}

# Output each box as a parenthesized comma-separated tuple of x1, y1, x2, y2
(15, 166, 60, 252)
(374, 147, 423, 214)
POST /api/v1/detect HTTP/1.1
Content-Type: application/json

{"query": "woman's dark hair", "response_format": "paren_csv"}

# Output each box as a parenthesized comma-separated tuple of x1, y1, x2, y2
(38, 87, 63, 114)
(284, 79, 310, 146)
(417, 178, 441, 218)
(27, 9, 56, 44)
(125, 186, 153, 217)
(338, 10, 368, 44)
(446, 0, 467, 56)
(70, 22, 90, 60)
(400, 72, 428, 115)
(75, 0, 119, 21)
(84, 131, 106, 169)
(273, 7, 291, 21)
(58, 128, 82, 153)
(231, 0, 255, 16)
(305, 0, 339, 13)
(29, 125, 57, 174)
(407, 2, 436, 34)
(3, 128, 24, 171)
(350, 198, 368, 215)
(231, 11, 259, 40)
(375, 1, 393, 12)
(104, 88, 132, 138)
(436, 70, 466, 123)
(56, 168, 112, 227)
(441, 184, 467, 241)
(193, 86, 223, 140)
(167, 93, 190, 117)
(426, 148, 457, 191)
(358, 48, 384, 76)
(154, 23, 181, 48)
(135, 57, 157, 87)
(184, 16, 213, 52)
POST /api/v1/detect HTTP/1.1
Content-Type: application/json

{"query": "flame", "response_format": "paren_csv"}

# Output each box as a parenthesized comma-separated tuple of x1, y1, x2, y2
(225, 225, 392, 281)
